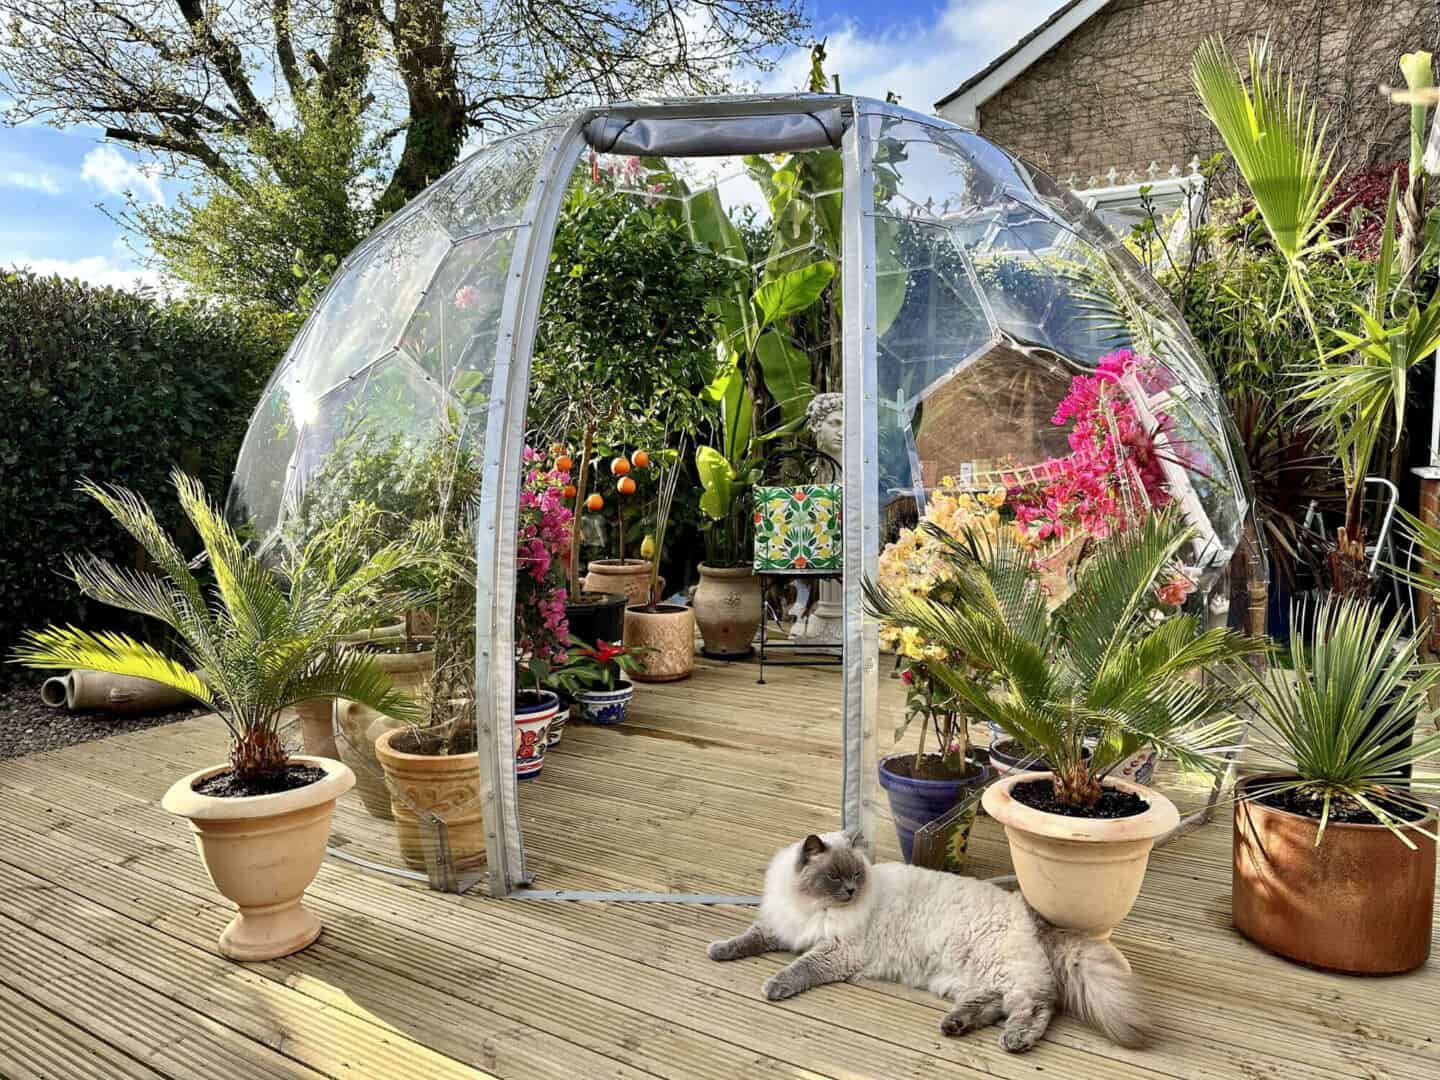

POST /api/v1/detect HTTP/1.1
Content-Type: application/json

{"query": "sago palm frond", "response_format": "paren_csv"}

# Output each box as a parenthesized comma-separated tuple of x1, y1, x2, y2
(13, 625, 215, 709)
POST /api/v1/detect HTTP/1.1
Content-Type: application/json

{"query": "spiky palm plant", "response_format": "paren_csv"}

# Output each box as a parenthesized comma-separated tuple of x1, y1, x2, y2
(13, 472, 438, 788)
(1191, 36, 1344, 336)
(864, 511, 1257, 808)
(1245, 596, 1440, 845)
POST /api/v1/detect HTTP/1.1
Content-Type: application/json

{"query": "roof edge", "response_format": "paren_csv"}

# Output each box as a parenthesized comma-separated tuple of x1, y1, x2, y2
(933, 0, 1112, 119)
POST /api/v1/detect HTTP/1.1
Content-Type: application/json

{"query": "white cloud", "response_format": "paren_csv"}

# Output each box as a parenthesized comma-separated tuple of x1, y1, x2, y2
(0, 169, 61, 195)
(82, 145, 166, 205)
(2, 253, 168, 292)
(760, 0, 1070, 113)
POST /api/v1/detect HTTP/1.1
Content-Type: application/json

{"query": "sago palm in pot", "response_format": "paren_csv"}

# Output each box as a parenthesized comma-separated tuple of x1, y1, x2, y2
(866, 510, 1257, 940)
(13, 472, 434, 960)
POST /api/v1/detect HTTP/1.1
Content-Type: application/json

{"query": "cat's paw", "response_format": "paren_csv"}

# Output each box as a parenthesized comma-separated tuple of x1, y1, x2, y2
(707, 939, 737, 961)
(999, 1027, 1041, 1054)
(939, 1011, 973, 1038)
(762, 973, 801, 1001)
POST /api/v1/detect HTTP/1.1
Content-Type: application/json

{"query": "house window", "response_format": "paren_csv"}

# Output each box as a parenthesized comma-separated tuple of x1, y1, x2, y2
(1073, 171, 1206, 244)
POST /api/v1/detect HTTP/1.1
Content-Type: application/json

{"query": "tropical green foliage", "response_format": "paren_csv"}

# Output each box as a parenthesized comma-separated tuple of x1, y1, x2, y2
(864, 512, 1256, 808)
(0, 271, 284, 676)
(13, 474, 437, 784)
(1245, 596, 1440, 844)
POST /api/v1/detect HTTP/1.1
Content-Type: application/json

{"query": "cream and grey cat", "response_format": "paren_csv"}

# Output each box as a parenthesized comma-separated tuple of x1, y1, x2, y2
(709, 830, 1149, 1052)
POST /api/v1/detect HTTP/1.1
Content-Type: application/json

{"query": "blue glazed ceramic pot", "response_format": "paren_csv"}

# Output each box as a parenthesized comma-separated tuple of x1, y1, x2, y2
(575, 680, 634, 725)
(515, 691, 558, 779)
(878, 752, 989, 864)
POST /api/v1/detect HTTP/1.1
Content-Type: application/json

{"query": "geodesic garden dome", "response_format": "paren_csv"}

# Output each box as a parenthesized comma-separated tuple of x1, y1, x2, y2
(228, 94, 1252, 899)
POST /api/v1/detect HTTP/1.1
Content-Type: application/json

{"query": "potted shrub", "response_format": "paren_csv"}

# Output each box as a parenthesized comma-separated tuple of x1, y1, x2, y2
(1233, 597, 1440, 974)
(538, 638, 646, 725)
(623, 441, 695, 680)
(868, 511, 1255, 940)
(868, 486, 1013, 867)
(13, 474, 427, 960)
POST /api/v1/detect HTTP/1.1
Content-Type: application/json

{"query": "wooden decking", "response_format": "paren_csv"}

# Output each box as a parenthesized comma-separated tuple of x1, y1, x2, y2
(0, 655, 1437, 1079)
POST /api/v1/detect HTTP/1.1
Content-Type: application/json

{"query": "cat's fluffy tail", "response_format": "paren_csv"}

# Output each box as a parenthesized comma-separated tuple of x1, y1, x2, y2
(1041, 926, 1150, 1048)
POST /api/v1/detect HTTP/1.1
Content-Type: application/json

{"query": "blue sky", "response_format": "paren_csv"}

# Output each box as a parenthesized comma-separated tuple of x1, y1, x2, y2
(0, 0, 1067, 290)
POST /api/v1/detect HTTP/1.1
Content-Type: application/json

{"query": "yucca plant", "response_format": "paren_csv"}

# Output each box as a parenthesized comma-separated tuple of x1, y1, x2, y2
(1245, 596, 1440, 845)
(864, 511, 1257, 808)
(12, 472, 437, 789)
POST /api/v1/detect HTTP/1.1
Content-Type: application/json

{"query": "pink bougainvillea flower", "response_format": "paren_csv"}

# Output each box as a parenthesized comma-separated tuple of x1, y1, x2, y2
(454, 284, 481, 311)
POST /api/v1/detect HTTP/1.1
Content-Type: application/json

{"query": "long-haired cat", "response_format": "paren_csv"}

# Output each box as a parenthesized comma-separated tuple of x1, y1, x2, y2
(708, 830, 1149, 1052)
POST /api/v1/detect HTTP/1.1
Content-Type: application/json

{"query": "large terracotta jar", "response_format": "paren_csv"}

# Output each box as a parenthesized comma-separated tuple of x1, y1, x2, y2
(335, 639, 435, 819)
(693, 564, 762, 659)
(1233, 774, 1436, 974)
(624, 603, 695, 681)
(585, 559, 662, 607)
(982, 770, 1178, 940)
(162, 756, 355, 961)
(373, 728, 485, 873)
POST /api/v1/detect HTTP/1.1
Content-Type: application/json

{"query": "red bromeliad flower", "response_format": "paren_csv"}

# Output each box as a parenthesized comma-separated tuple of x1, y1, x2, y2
(579, 640, 626, 665)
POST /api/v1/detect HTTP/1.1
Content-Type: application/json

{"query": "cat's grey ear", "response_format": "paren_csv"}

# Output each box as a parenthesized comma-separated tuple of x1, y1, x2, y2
(843, 828, 864, 850)
(800, 834, 827, 862)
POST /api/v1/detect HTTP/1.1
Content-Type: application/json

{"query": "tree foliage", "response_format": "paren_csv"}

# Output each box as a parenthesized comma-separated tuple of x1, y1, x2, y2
(1, 0, 805, 306)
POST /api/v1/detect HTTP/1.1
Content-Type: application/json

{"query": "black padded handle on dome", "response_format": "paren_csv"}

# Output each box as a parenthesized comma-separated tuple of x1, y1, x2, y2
(582, 107, 846, 158)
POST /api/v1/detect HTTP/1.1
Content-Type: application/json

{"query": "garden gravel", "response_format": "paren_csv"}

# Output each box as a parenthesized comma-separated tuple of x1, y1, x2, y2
(0, 676, 200, 759)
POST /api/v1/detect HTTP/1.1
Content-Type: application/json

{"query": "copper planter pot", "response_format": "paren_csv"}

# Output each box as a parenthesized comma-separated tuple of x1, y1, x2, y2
(1232, 774, 1436, 974)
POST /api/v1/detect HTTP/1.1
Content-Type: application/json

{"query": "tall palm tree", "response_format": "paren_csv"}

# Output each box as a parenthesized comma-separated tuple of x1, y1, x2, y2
(13, 472, 438, 787)
(865, 511, 1257, 807)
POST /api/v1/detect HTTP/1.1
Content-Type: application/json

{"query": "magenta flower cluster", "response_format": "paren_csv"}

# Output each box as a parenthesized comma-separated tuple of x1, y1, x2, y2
(1011, 350, 1174, 541)
(515, 445, 574, 665)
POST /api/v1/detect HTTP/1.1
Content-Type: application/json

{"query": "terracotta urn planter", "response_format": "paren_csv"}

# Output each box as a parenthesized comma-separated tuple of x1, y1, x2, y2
(585, 559, 664, 607)
(623, 603, 695, 681)
(335, 639, 435, 819)
(1233, 774, 1436, 974)
(294, 697, 338, 759)
(694, 563, 762, 659)
(161, 756, 354, 961)
(374, 727, 485, 873)
(982, 770, 1178, 939)
(40, 668, 192, 714)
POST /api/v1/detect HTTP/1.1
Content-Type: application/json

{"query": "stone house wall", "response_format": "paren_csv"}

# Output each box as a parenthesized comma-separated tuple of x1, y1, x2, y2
(973, 0, 1439, 184)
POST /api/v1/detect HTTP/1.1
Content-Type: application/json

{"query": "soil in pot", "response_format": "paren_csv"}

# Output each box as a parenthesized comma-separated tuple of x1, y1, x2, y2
(194, 763, 326, 798)
(566, 591, 627, 646)
(1010, 778, 1147, 820)
(1254, 786, 1425, 826)
(883, 752, 986, 783)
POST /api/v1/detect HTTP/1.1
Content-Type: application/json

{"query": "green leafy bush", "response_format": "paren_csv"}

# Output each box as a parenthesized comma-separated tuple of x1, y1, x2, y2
(0, 271, 283, 675)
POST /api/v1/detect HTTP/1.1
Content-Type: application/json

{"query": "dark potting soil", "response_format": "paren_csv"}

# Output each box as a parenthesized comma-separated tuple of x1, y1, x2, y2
(1255, 786, 1430, 827)
(886, 752, 987, 783)
(390, 726, 478, 756)
(1012, 778, 1148, 820)
(193, 763, 326, 798)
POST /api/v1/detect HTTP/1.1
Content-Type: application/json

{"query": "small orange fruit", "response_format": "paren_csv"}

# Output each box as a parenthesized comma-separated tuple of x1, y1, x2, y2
(563, 484, 577, 499)
(617, 476, 637, 495)
(550, 442, 565, 456)
(610, 455, 631, 476)
(555, 454, 573, 472)
(585, 493, 603, 512)
(632, 449, 650, 469)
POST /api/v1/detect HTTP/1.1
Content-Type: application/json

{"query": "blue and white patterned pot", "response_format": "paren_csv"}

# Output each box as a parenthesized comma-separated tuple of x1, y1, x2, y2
(514, 691, 557, 779)
(547, 704, 569, 746)
(575, 681, 634, 725)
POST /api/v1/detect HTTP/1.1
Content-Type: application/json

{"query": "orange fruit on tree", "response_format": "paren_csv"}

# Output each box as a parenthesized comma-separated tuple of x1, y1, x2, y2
(610, 455, 631, 476)
(563, 484, 577, 499)
(617, 476, 637, 495)
(555, 454, 573, 472)
(585, 493, 603, 512)
(632, 449, 650, 469)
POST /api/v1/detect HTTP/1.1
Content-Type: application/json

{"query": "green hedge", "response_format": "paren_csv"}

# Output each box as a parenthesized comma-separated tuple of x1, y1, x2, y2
(0, 272, 284, 674)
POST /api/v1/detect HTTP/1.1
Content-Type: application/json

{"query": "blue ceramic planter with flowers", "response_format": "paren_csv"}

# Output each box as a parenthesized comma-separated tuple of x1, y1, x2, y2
(575, 680, 634, 725)
(515, 690, 558, 779)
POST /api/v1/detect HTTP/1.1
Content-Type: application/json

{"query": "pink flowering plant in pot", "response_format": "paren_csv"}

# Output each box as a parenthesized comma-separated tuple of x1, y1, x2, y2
(515, 445, 575, 700)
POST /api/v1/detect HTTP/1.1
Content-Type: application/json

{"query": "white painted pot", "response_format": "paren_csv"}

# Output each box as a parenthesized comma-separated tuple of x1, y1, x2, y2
(162, 756, 354, 961)
(982, 771, 1178, 939)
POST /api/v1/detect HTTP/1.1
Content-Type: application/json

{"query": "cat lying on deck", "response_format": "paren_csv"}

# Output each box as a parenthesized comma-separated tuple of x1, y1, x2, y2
(708, 830, 1149, 1052)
